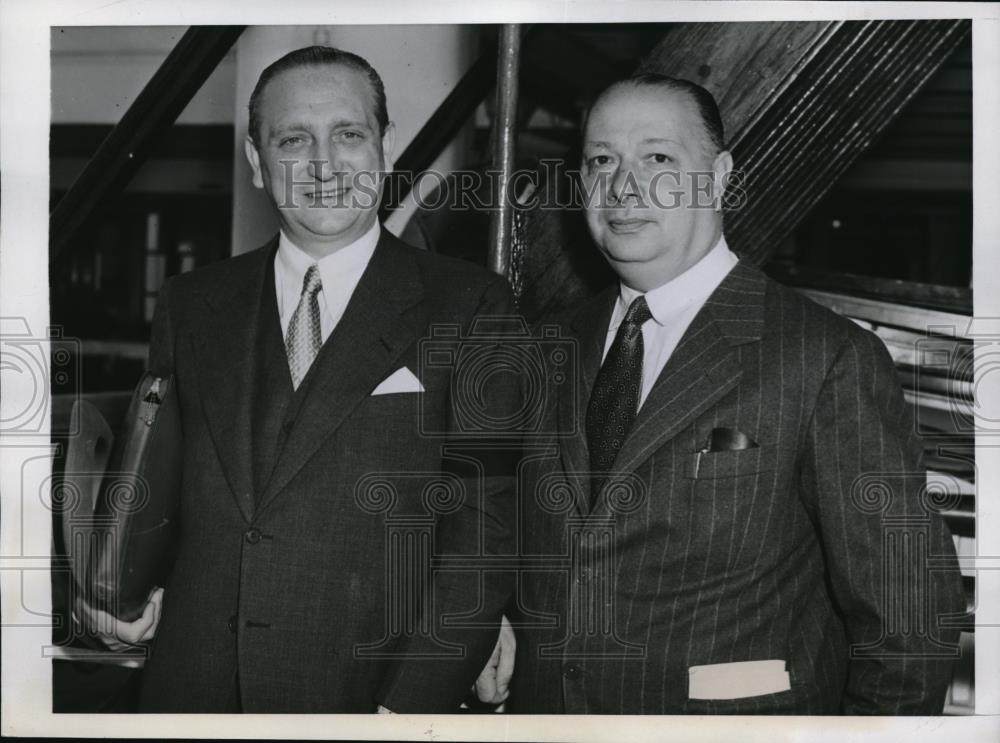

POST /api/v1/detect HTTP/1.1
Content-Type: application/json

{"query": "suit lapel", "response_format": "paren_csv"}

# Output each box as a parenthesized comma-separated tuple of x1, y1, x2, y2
(250, 261, 295, 495)
(255, 233, 426, 512)
(559, 286, 617, 515)
(191, 240, 277, 523)
(591, 261, 767, 513)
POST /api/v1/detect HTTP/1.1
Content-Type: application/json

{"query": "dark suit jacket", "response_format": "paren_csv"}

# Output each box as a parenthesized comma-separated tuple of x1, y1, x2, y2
(508, 261, 965, 714)
(137, 230, 514, 713)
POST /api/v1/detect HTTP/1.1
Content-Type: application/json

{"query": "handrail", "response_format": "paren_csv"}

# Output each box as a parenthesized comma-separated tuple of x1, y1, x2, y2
(487, 25, 521, 279)
(380, 26, 536, 218)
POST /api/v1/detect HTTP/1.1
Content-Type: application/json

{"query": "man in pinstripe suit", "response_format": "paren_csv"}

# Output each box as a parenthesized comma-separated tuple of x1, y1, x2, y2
(507, 74, 965, 714)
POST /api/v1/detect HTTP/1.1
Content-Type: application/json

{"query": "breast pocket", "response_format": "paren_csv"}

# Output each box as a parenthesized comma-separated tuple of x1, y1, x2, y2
(685, 445, 775, 479)
(357, 390, 421, 419)
(353, 386, 446, 421)
(678, 444, 782, 572)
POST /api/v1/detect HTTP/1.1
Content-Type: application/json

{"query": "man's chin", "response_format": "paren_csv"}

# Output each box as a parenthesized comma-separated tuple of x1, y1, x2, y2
(599, 239, 663, 266)
(282, 212, 376, 248)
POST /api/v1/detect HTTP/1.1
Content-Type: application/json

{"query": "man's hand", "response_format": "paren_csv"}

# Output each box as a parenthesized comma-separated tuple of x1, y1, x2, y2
(473, 614, 515, 708)
(75, 587, 164, 652)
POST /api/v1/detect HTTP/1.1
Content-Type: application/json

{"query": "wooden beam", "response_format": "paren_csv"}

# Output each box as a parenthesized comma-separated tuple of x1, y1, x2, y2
(798, 288, 972, 339)
(637, 21, 842, 145)
(766, 263, 972, 315)
(726, 20, 971, 264)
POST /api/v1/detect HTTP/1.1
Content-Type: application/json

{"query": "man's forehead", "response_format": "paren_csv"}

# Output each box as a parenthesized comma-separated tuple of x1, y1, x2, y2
(258, 63, 374, 122)
(585, 85, 701, 142)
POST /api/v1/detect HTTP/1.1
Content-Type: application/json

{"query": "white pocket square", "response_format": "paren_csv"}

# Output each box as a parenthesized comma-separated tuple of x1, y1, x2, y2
(688, 660, 790, 700)
(371, 366, 425, 395)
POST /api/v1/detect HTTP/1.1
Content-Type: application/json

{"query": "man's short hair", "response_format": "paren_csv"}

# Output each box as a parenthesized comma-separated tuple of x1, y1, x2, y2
(591, 73, 726, 156)
(248, 45, 389, 145)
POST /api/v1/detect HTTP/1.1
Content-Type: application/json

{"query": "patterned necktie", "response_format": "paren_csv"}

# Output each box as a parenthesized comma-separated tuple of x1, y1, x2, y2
(284, 264, 323, 389)
(586, 295, 652, 504)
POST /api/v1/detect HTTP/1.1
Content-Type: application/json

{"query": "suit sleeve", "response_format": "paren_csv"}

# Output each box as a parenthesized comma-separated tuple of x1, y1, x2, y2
(377, 275, 519, 713)
(798, 327, 965, 714)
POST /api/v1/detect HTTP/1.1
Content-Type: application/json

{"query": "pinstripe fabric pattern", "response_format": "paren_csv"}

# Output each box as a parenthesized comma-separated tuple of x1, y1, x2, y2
(509, 261, 965, 715)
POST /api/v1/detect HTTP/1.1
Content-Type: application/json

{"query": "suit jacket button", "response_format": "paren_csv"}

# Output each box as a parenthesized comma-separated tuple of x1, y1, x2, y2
(562, 662, 581, 679)
(227, 615, 237, 633)
(245, 528, 262, 544)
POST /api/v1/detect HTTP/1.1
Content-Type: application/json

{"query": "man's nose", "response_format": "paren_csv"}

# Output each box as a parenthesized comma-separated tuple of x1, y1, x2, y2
(306, 141, 341, 181)
(609, 164, 640, 206)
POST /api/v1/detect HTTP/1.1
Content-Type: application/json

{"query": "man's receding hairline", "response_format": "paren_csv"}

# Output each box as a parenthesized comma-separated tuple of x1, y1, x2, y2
(250, 56, 386, 145)
(585, 81, 722, 157)
(256, 61, 373, 109)
(589, 84, 702, 127)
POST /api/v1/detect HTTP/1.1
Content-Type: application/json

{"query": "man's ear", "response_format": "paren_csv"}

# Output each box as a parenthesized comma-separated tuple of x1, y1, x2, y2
(712, 149, 734, 209)
(244, 136, 265, 189)
(381, 122, 396, 173)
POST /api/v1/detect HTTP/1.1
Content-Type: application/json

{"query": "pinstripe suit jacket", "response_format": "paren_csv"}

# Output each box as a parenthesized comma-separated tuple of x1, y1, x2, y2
(508, 261, 964, 714)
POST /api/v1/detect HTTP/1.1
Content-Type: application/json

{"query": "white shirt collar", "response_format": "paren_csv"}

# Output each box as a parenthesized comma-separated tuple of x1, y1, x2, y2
(277, 221, 380, 296)
(615, 234, 738, 328)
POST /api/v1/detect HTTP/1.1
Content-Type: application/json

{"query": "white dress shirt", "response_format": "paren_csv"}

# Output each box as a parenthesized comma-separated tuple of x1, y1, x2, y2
(274, 222, 380, 343)
(602, 235, 739, 409)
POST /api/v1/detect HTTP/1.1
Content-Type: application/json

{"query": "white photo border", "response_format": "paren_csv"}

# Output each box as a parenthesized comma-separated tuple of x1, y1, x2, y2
(2, 1, 998, 740)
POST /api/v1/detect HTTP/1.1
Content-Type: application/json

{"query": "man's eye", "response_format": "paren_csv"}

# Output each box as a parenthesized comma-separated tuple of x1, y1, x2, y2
(650, 153, 672, 164)
(587, 155, 612, 167)
(341, 131, 364, 141)
(279, 136, 305, 148)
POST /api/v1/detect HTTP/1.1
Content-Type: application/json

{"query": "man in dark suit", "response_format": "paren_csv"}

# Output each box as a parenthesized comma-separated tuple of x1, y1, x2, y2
(83, 46, 513, 713)
(507, 74, 965, 714)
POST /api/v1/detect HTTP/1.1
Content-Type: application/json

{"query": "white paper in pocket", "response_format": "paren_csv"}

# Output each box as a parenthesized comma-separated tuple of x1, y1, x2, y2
(688, 659, 791, 700)
(371, 366, 425, 395)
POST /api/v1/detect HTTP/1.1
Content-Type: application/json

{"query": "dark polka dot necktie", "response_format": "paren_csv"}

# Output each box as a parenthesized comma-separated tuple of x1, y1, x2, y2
(586, 295, 652, 505)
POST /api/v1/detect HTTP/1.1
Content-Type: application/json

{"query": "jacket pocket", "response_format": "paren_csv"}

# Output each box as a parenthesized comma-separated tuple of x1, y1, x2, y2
(685, 445, 775, 479)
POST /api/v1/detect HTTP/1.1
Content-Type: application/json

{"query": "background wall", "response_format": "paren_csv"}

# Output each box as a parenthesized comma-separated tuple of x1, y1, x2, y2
(51, 26, 236, 125)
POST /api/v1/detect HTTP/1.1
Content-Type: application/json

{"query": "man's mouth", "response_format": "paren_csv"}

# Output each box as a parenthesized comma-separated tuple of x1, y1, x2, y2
(304, 186, 351, 202)
(606, 217, 651, 234)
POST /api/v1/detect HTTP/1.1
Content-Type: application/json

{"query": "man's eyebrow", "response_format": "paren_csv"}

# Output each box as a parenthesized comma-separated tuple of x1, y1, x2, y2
(328, 118, 372, 130)
(267, 123, 309, 139)
(583, 138, 685, 148)
(268, 119, 372, 137)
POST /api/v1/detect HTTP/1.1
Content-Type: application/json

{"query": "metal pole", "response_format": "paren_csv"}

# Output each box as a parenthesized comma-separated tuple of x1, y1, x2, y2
(487, 25, 521, 279)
